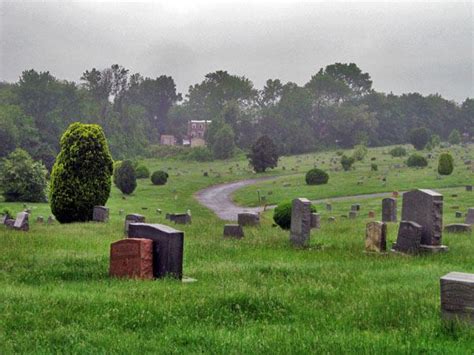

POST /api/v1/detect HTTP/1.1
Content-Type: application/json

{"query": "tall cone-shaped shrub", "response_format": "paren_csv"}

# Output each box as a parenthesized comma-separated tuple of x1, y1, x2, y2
(50, 123, 113, 223)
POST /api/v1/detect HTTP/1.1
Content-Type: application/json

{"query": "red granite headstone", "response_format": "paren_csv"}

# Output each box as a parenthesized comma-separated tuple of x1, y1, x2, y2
(109, 238, 153, 279)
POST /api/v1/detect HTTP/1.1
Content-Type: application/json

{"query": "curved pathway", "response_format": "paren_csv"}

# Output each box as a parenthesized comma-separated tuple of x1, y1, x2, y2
(196, 177, 404, 221)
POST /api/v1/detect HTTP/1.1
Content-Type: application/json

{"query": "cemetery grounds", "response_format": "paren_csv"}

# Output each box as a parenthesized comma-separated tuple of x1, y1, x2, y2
(1, 144, 474, 353)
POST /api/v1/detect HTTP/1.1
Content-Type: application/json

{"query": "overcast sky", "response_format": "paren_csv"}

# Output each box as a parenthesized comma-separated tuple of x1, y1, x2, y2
(0, 1, 472, 102)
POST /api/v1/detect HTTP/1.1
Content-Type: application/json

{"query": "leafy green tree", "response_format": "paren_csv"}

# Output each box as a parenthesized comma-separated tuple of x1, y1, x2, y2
(352, 144, 368, 161)
(115, 160, 137, 194)
(406, 153, 428, 167)
(438, 153, 454, 175)
(212, 124, 235, 159)
(390, 146, 407, 157)
(151, 170, 169, 185)
(50, 123, 113, 223)
(340, 155, 355, 171)
(448, 129, 461, 145)
(0, 149, 47, 202)
(248, 135, 279, 173)
(409, 127, 431, 150)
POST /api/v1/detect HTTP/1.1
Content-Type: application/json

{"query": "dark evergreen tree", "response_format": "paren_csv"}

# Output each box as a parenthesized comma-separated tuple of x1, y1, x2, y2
(248, 135, 279, 173)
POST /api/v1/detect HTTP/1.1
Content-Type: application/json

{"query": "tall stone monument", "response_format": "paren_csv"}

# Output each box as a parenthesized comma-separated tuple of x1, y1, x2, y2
(289, 198, 312, 247)
(382, 198, 397, 222)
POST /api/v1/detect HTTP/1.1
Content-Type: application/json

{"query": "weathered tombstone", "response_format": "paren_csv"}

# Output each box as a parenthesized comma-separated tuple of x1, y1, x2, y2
(465, 208, 474, 225)
(36, 216, 44, 224)
(223, 224, 244, 239)
(365, 221, 387, 253)
(368, 210, 375, 218)
(289, 198, 312, 247)
(128, 223, 184, 279)
(349, 211, 357, 219)
(466, 185, 473, 192)
(382, 198, 397, 222)
(5, 219, 15, 227)
(237, 212, 260, 226)
(401, 189, 446, 251)
(310, 213, 321, 229)
(392, 221, 423, 254)
(326, 203, 332, 212)
(93, 206, 109, 222)
(13, 212, 29, 231)
(109, 238, 153, 279)
(124, 213, 146, 234)
(47, 215, 55, 225)
(444, 224, 472, 233)
(168, 213, 191, 225)
(455, 211, 463, 218)
(440, 272, 474, 325)
(0, 214, 7, 225)
(351, 204, 361, 211)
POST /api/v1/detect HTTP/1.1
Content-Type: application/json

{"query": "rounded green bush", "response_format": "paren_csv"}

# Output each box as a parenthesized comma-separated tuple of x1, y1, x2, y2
(340, 155, 355, 171)
(273, 200, 317, 230)
(49, 122, 113, 223)
(115, 160, 137, 194)
(438, 153, 454, 175)
(135, 165, 150, 179)
(406, 153, 428, 168)
(389, 146, 407, 157)
(151, 170, 169, 185)
(305, 168, 329, 185)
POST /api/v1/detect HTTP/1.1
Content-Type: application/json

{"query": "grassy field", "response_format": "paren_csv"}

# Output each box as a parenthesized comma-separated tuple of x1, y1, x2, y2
(1, 145, 474, 353)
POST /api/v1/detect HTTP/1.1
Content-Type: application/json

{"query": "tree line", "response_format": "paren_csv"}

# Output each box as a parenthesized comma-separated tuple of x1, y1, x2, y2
(1, 63, 472, 167)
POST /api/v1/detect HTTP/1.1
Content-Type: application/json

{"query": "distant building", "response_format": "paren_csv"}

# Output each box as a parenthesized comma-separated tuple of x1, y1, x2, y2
(160, 134, 177, 146)
(187, 120, 211, 140)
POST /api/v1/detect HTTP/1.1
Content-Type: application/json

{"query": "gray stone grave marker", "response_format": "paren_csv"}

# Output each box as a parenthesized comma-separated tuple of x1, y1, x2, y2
(238, 212, 260, 226)
(310, 213, 320, 229)
(393, 221, 423, 254)
(93, 206, 109, 222)
(124, 213, 146, 234)
(365, 221, 387, 253)
(440, 272, 474, 325)
(465, 208, 474, 225)
(382, 198, 397, 222)
(13, 212, 29, 231)
(444, 224, 472, 233)
(223, 224, 244, 239)
(290, 198, 312, 247)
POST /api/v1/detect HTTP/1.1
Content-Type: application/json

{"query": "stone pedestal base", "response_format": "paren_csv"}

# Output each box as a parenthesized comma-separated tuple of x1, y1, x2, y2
(419, 244, 449, 253)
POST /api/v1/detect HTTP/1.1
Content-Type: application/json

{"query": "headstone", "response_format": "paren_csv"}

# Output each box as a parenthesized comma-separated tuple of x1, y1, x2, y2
(93, 206, 109, 222)
(310, 213, 321, 229)
(401, 189, 444, 247)
(382, 198, 397, 222)
(465, 208, 474, 225)
(124, 213, 146, 234)
(168, 213, 191, 225)
(351, 204, 361, 211)
(5, 219, 15, 228)
(455, 211, 463, 218)
(237, 212, 260, 226)
(128, 223, 184, 279)
(223, 224, 244, 239)
(349, 211, 357, 219)
(0, 214, 7, 224)
(440, 272, 474, 325)
(392, 191, 399, 198)
(368, 210, 375, 218)
(326, 203, 332, 212)
(393, 221, 423, 254)
(109, 238, 153, 279)
(290, 198, 312, 247)
(36, 216, 44, 224)
(466, 185, 473, 192)
(444, 224, 472, 233)
(365, 221, 387, 253)
(13, 212, 29, 231)
(47, 215, 55, 225)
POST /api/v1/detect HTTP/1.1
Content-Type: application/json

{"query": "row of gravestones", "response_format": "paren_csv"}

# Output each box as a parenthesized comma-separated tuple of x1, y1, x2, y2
(1, 212, 57, 232)
(93, 206, 193, 226)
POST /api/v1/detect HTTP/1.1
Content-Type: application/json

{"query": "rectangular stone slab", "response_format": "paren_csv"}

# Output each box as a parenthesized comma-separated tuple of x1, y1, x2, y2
(237, 212, 260, 226)
(290, 198, 312, 247)
(109, 238, 153, 279)
(382, 198, 397, 222)
(13, 212, 29, 231)
(365, 221, 387, 253)
(440, 272, 474, 325)
(393, 220, 422, 254)
(128, 223, 184, 279)
(223, 224, 244, 238)
(124, 213, 146, 234)
(444, 223, 472, 233)
(93, 206, 109, 222)
(466, 208, 474, 225)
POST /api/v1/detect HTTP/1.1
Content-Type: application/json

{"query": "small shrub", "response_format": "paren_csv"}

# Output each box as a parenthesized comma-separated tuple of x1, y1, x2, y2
(352, 145, 367, 161)
(135, 165, 150, 179)
(273, 201, 316, 230)
(390, 146, 407, 157)
(0, 149, 47, 202)
(406, 154, 428, 168)
(115, 160, 137, 195)
(186, 147, 214, 162)
(340, 155, 355, 171)
(371, 163, 378, 171)
(305, 168, 329, 185)
(438, 153, 454, 175)
(151, 170, 169, 185)
(113, 161, 122, 186)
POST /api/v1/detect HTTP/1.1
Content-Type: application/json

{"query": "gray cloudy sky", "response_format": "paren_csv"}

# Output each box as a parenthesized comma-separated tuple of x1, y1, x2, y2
(1, 1, 472, 101)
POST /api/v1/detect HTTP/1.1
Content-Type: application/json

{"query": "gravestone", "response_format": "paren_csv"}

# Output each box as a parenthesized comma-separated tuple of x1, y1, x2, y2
(109, 238, 153, 279)
(47, 215, 55, 225)
(223, 224, 244, 239)
(351, 204, 361, 211)
(36, 216, 44, 224)
(392, 191, 399, 198)
(365, 221, 387, 253)
(290, 198, 312, 247)
(466, 185, 473, 192)
(13, 212, 29, 231)
(368, 210, 375, 218)
(128, 223, 184, 279)
(349, 211, 357, 219)
(93, 206, 109, 222)
(124, 213, 146, 234)
(440, 272, 474, 325)
(444, 224, 472, 233)
(382, 198, 397, 222)
(310, 213, 321, 229)
(401, 189, 444, 248)
(5, 219, 15, 227)
(326, 203, 332, 212)
(238, 212, 260, 226)
(393, 221, 423, 254)
(0, 214, 7, 224)
(455, 211, 463, 218)
(168, 213, 191, 225)
(465, 208, 474, 225)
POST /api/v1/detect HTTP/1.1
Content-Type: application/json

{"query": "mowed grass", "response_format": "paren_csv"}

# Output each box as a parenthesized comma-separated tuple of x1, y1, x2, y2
(1, 145, 474, 353)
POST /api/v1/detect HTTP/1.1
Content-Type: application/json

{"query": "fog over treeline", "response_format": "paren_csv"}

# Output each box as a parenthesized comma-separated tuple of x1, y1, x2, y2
(0, 62, 472, 168)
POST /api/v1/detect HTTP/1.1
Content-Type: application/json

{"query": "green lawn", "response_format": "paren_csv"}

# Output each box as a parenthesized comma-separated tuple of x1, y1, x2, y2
(1, 145, 473, 353)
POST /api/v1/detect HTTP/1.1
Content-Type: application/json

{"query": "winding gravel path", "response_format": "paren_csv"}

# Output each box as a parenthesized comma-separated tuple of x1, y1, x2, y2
(195, 177, 402, 221)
